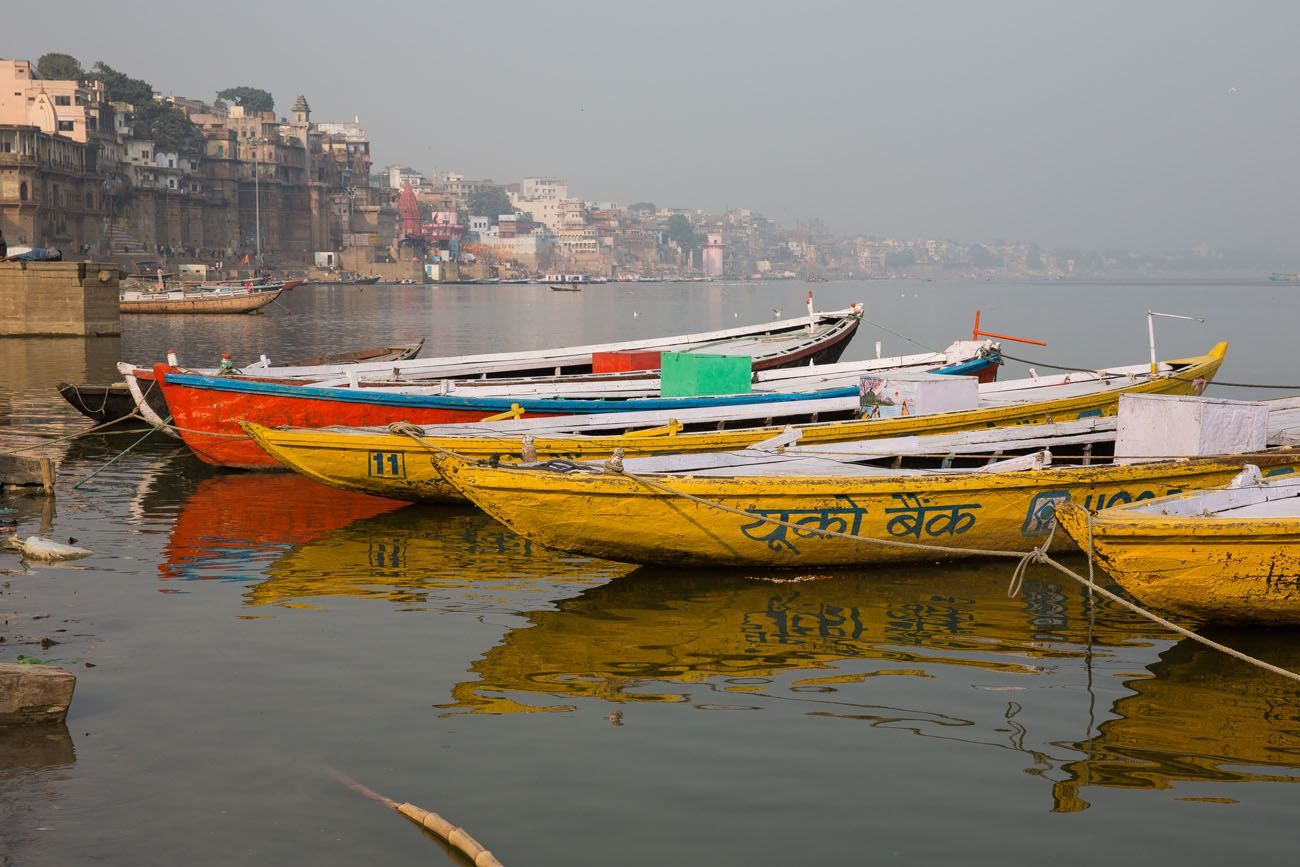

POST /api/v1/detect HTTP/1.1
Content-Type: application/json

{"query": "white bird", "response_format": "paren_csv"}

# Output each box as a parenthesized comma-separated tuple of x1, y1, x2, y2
(772, 307, 783, 319)
(1228, 86, 1239, 95)
(632, 311, 639, 318)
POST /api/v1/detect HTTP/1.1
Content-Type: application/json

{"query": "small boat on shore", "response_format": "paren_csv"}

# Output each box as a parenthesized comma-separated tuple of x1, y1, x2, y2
(120, 283, 282, 315)
(1056, 466, 1300, 624)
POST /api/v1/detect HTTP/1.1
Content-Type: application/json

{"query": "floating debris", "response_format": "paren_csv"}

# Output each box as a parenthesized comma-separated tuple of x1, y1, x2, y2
(7, 536, 92, 562)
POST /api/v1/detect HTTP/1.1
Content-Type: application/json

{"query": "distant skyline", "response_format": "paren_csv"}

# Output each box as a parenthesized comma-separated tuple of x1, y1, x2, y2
(8, 0, 1299, 260)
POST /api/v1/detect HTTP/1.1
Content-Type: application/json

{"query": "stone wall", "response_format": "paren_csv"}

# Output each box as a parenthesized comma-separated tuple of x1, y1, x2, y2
(0, 261, 121, 336)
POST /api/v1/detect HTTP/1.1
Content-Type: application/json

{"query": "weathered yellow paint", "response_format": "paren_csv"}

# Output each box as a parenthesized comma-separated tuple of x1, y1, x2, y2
(242, 344, 1228, 503)
(1056, 499, 1300, 624)
(430, 449, 1300, 568)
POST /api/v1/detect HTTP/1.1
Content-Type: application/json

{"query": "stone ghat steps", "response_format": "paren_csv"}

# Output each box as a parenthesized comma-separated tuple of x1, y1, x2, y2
(101, 220, 150, 256)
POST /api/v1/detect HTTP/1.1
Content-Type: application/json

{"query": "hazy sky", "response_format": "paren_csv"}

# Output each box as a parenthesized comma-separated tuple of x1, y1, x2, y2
(8, 0, 1299, 256)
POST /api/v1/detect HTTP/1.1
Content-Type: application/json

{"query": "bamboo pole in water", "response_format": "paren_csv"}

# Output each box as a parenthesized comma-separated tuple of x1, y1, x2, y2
(329, 768, 505, 867)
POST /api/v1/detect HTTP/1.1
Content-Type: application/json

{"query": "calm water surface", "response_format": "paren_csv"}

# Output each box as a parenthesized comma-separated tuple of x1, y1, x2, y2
(2, 279, 1300, 865)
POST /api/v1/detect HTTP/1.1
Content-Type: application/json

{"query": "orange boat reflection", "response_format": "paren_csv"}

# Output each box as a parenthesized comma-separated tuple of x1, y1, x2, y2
(160, 473, 403, 584)
(1052, 631, 1300, 811)
(441, 560, 1170, 715)
(249, 505, 633, 608)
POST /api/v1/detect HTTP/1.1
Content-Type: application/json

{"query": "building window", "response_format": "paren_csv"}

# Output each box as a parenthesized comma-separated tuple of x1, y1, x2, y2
(216, 145, 224, 157)
(58, 120, 74, 132)
(55, 95, 72, 106)
(19, 182, 27, 201)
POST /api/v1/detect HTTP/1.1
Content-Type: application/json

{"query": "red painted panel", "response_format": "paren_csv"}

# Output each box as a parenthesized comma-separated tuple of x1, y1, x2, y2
(591, 350, 662, 374)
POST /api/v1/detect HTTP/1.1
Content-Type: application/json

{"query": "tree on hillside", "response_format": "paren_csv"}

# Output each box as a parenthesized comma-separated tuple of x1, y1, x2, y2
(468, 188, 515, 224)
(37, 53, 84, 81)
(216, 87, 275, 113)
(89, 61, 155, 106)
(144, 103, 204, 153)
(667, 214, 699, 261)
(85, 62, 201, 153)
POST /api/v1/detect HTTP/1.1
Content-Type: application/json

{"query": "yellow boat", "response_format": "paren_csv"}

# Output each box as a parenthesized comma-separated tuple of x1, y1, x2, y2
(1055, 466, 1300, 624)
(429, 450, 1300, 569)
(242, 343, 1229, 504)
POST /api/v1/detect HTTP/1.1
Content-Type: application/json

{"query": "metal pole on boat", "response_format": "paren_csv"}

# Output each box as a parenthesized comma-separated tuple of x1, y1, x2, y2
(1147, 310, 1206, 375)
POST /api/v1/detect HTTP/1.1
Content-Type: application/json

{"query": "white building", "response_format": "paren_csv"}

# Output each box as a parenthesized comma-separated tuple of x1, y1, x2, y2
(520, 177, 568, 200)
(387, 165, 425, 189)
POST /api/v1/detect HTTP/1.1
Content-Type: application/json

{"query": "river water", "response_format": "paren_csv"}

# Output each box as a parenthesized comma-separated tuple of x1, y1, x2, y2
(2, 279, 1299, 865)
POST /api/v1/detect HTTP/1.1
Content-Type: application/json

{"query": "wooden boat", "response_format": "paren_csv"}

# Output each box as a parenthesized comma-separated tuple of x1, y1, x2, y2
(137, 338, 1002, 469)
(247, 413, 1120, 504)
(240, 343, 1230, 489)
(330, 345, 998, 399)
(57, 341, 424, 426)
(119, 283, 282, 314)
(129, 304, 866, 382)
(550, 284, 582, 292)
(1055, 466, 1300, 624)
(428, 446, 1300, 568)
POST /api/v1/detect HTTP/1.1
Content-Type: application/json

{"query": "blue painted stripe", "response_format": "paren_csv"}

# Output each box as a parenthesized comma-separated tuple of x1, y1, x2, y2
(165, 354, 997, 415)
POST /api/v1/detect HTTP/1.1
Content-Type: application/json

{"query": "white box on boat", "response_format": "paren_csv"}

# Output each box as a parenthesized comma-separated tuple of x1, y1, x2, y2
(1115, 393, 1268, 464)
(859, 371, 979, 419)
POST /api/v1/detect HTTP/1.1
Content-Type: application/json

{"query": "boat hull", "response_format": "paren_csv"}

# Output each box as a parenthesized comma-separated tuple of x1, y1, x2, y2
(241, 345, 1226, 494)
(431, 453, 1300, 568)
(57, 380, 168, 427)
(148, 342, 993, 470)
(59, 342, 423, 427)
(120, 288, 281, 314)
(1056, 501, 1300, 624)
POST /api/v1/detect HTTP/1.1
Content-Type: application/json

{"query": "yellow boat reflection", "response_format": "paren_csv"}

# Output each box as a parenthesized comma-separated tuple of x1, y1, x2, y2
(441, 559, 1169, 714)
(250, 505, 633, 608)
(1052, 631, 1300, 811)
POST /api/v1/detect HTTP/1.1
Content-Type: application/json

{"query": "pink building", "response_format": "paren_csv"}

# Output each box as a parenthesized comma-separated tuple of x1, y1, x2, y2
(702, 232, 724, 278)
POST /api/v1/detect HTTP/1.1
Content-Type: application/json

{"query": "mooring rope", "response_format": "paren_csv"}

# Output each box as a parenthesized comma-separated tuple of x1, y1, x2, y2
(999, 351, 1300, 391)
(72, 417, 172, 489)
(3, 411, 147, 455)
(858, 317, 939, 353)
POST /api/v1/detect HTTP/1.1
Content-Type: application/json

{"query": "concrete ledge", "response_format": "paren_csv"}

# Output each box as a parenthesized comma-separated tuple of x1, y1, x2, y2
(0, 261, 122, 337)
(0, 662, 76, 726)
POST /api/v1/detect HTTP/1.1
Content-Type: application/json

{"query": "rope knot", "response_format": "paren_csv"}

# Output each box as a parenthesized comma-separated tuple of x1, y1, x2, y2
(603, 448, 625, 474)
(387, 421, 427, 438)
